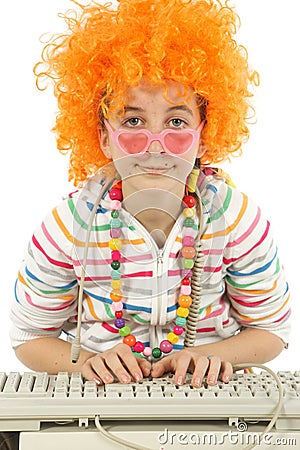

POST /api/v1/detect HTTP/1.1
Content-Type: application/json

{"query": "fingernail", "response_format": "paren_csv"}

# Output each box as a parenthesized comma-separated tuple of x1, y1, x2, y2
(177, 375, 184, 385)
(121, 374, 130, 383)
(134, 372, 142, 382)
(193, 377, 201, 387)
(208, 375, 215, 384)
(103, 374, 113, 383)
(93, 377, 101, 385)
(224, 375, 230, 383)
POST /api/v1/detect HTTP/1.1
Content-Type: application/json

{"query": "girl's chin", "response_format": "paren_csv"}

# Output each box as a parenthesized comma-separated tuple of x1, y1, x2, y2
(121, 173, 188, 196)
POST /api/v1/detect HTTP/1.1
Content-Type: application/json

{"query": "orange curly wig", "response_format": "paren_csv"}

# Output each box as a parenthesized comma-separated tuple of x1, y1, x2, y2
(34, 0, 259, 186)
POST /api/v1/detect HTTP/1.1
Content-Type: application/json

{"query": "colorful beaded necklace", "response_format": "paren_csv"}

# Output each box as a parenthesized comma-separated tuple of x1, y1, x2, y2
(108, 180, 198, 359)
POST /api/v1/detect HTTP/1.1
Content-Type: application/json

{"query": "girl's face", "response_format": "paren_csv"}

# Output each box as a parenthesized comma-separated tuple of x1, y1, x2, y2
(99, 80, 205, 198)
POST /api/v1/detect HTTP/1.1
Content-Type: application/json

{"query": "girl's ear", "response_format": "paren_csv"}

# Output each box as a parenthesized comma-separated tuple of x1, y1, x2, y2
(98, 126, 112, 159)
(197, 143, 206, 159)
(197, 120, 206, 158)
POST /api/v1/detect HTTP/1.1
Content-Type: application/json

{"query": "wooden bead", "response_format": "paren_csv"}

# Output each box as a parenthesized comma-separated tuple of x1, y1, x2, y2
(159, 340, 173, 353)
(177, 307, 189, 318)
(119, 325, 131, 337)
(152, 347, 162, 358)
(133, 341, 145, 353)
(183, 258, 194, 269)
(183, 207, 194, 218)
(183, 195, 196, 208)
(123, 334, 136, 347)
(110, 289, 122, 302)
(181, 246, 196, 259)
(111, 250, 121, 261)
(111, 260, 120, 270)
(167, 332, 179, 344)
(178, 295, 192, 308)
(109, 188, 123, 201)
(111, 279, 122, 289)
(109, 238, 122, 250)
(183, 236, 194, 247)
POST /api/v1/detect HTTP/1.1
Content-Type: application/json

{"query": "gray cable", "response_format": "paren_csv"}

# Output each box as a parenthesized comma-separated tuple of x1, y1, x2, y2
(71, 178, 113, 364)
(233, 363, 284, 450)
(95, 415, 152, 450)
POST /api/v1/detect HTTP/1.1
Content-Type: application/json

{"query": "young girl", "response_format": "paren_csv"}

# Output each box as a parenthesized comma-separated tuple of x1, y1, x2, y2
(10, 0, 290, 393)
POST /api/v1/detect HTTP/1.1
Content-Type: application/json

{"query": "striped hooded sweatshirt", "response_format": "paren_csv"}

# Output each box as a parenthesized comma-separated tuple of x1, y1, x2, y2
(10, 168, 291, 352)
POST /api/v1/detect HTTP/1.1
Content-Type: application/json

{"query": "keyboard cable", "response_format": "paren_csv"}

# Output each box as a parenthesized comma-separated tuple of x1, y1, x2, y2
(94, 415, 153, 450)
(233, 363, 284, 450)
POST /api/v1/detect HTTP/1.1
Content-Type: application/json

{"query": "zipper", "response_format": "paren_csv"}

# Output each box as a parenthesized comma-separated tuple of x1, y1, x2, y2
(156, 249, 164, 326)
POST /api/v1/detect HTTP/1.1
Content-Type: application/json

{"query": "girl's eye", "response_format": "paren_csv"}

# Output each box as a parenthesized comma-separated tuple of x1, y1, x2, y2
(124, 117, 142, 127)
(169, 118, 186, 128)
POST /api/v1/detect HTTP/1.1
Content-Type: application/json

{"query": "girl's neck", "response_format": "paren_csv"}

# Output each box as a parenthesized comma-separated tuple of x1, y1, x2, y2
(135, 210, 177, 247)
(122, 184, 184, 247)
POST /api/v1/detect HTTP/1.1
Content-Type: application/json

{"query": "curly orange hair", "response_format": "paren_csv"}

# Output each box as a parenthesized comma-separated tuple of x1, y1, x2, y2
(35, 0, 259, 186)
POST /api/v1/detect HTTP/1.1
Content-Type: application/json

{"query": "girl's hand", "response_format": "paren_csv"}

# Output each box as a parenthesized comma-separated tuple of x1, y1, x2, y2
(151, 349, 233, 387)
(81, 343, 152, 384)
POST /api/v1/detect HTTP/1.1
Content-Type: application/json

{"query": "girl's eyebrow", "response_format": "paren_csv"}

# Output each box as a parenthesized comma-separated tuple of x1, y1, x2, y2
(123, 106, 144, 113)
(123, 105, 194, 116)
(166, 105, 194, 117)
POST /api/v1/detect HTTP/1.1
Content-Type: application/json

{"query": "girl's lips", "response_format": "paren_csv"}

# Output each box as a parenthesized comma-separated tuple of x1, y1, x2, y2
(137, 165, 174, 174)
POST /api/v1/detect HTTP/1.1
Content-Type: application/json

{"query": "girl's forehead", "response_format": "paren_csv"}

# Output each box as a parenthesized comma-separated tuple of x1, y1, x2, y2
(124, 79, 197, 107)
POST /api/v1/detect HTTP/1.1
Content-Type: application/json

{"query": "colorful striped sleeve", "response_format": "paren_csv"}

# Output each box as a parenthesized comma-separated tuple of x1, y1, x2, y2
(222, 186, 291, 345)
(10, 199, 79, 348)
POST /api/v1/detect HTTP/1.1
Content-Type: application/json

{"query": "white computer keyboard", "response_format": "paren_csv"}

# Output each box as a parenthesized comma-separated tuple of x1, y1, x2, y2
(0, 370, 299, 432)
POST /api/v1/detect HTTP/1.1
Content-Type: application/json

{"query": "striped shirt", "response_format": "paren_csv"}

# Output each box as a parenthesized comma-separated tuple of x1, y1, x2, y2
(10, 168, 291, 352)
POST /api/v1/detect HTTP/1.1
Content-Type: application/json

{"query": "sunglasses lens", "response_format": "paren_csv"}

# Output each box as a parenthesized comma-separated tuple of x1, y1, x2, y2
(115, 129, 196, 154)
(118, 133, 148, 154)
(164, 132, 193, 154)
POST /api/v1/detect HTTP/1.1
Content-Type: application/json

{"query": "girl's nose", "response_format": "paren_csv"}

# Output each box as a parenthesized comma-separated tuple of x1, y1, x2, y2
(147, 137, 165, 154)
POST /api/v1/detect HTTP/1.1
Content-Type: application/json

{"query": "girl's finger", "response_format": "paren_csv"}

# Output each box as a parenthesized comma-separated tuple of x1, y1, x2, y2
(205, 356, 221, 386)
(151, 356, 172, 378)
(219, 360, 233, 383)
(137, 356, 152, 377)
(172, 351, 194, 386)
(103, 351, 142, 383)
(81, 359, 103, 384)
(190, 355, 210, 387)
(89, 355, 115, 384)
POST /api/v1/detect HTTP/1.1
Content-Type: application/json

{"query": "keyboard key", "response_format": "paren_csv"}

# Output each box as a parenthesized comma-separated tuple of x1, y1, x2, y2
(0, 373, 7, 392)
(253, 390, 268, 398)
(18, 373, 35, 393)
(3, 372, 21, 393)
(33, 372, 49, 393)
(69, 389, 82, 399)
(237, 388, 252, 398)
(149, 390, 164, 398)
(172, 391, 186, 398)
(202, 391, 215, 398)
(83, 381, 98, 398)
(56, 372, 69, 382)
(106, 391, 119, 398)
(217, 390, 231, 398)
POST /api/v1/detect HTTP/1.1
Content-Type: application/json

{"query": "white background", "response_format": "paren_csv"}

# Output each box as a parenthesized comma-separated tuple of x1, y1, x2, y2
(0, 0, 299, 373)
